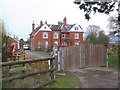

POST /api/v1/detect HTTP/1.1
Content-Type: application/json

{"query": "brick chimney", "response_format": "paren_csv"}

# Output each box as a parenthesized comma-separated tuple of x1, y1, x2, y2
(63, 17, 67, 26)
(40, 20, 43, 25)
(45, 20, 47, 24)
(32, 21, 35, 35)
(58, 21, 62, 25)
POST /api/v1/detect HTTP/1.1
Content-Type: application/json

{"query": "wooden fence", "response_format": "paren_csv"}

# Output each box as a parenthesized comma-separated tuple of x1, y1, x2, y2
(57, 44, 107, 70)
(1, 57, 56, 88)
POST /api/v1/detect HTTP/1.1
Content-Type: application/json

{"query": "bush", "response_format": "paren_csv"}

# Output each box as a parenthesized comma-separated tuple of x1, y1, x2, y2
(2, 52, 8, 62)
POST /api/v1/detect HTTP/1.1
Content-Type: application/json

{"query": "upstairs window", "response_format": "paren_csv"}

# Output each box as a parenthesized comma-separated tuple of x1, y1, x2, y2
(74, 33, 79, 39)
(53, 33, 58, 39)
(43, 32, 48, 39)
(62, 34, 66, 38)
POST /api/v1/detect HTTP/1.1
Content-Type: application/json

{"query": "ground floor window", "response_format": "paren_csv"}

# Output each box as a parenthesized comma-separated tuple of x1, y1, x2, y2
(38, 41, 42, 48)
(54, 41, 58, 45)
(44, 41, 48, 48)
(62, 42, 68, 46)
(74, 42, 79, 45)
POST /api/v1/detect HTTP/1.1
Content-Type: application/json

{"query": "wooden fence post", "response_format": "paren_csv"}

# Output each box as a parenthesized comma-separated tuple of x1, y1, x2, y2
(9, 65, 12, 77)
(106, 48, 108, 67)
(50, 59, 55, 80)
(1, 57, 56, 88)
(22, 63, 25, 74)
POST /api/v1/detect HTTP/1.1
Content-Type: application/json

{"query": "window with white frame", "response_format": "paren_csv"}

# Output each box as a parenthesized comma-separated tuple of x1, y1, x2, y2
(44, 41, 48, 48)
(62, 42, 67, 46)
(54, 41, 58, 45)
(74, 42, 79, 45)
(43, 32, 48, 39)
(38, 41, 41, 48)
(53, 33, 58, 39)
(74, 33, 79, 39)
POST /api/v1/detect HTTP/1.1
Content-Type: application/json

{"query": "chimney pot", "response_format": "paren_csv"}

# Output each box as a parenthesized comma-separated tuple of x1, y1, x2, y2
(32, 21, 35, 35)
(40, 20, 43, 25)
(58, 21, 62, 25)
(45, 20, 47, 24)
(63, 17, 67, 26)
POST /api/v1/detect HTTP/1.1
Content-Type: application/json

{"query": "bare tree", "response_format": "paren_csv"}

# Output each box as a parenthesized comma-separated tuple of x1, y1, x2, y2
(85, 25, 109, 46)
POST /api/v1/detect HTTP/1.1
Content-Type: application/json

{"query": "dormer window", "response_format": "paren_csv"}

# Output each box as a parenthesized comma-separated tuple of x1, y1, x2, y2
(75, 26, 78, 30)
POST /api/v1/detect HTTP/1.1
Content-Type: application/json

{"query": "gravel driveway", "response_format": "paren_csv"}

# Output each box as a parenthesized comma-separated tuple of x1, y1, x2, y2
(25, 50, 51, 59)
(69, 67, 119, 88)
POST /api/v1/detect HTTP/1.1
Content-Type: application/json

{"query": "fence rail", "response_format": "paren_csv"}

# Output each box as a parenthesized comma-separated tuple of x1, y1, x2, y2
(1, 57, 56, 88)
(58, 44, 107, 70)
(1, 57, 55, 67)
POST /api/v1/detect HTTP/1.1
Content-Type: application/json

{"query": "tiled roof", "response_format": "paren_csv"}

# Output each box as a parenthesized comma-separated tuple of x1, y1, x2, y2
(34, 24, 43, 34)
(61, 24, 75, 32)
(30, 23, 83, 36)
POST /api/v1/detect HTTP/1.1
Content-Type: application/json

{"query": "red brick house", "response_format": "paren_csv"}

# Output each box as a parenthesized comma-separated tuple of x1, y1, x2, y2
(30, 17, 84, 50)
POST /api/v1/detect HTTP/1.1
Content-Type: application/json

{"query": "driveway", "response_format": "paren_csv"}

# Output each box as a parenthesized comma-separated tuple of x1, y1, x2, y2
(25, 50, 51, 59)
(69, 67, 119, 88)
(25, 51, 119, 88)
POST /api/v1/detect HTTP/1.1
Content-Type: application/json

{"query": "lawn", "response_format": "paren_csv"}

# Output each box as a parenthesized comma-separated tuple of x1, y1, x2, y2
(44, 71, 80, 88)
(2, 65, 80, 88)
(108, 51, 119, 69)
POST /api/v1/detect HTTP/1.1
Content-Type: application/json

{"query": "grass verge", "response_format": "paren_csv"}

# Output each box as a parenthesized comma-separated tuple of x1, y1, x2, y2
(108, 51, 119, 69)
(44, 71, 80, 88)
(2, 66, 80, 88)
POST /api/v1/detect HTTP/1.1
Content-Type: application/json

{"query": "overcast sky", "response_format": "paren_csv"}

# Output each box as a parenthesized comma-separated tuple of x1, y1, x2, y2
(0, 0, 117, 41)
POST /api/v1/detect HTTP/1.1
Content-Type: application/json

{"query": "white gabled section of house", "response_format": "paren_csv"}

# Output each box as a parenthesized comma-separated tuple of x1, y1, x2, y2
(34, 24, 52, 36)
(69, 24, 83, 32)
(39, 24, 52, 31)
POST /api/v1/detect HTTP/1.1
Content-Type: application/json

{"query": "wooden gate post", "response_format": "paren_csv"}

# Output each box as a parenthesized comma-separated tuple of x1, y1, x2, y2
(57, 51, 60, 71)
(51, 44, 58, 71)
(106, 48, 108, 67)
